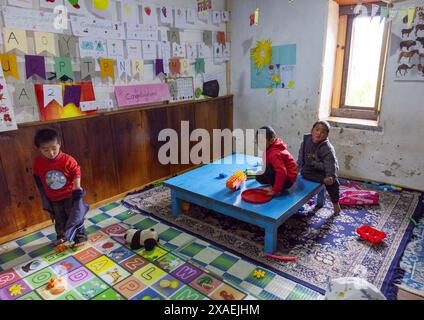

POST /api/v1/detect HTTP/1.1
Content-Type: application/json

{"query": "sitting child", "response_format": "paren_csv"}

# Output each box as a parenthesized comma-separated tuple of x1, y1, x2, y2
(298, 120, 341, 214)
(255, 126, 298, 197)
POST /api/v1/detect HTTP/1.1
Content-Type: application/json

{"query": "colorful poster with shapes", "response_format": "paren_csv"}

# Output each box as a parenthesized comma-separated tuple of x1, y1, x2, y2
(70, 16, 125, 40)
(198, 9, 210, 23)
(79, 37, 108, 58)
(167, 77, 194, 102)
(8, 0, 33, 8)
(213, 43, 223, 59)
(126, 40, 142, 59)
(175, 7, 187, 28)
(281, 65, 296, 89)
(158, 42, 171, 60)
(159, 6, 173, 25)
(3, 28, 28, 54)
(186, 8, 196, 24)
(86, 0, 114, 20)
(25, 55, 46, 80)
(120, 0, 139, 24)
(126, 24, 158, 41)
(54, 56, 73, 81)
(34, 32, 56, 56)
(271, 44, 296, 66)
(168, 28, 180, 44)
(99, 58, 115, 80)
(142, 4, 158, 25)
(107, 39, 125, 59)
(142, 41, 157, 60)
(203, 30, 213, 47)
(40, 0, 64, 9)
(80, 58, 96, 80)
(159, 29, 168, 42)
(223, 42, 231, 61)
(114, 83, 171, 107)
(42, 85, 63, 108)
(180, 59, 190, 75)
(117, 58, 131, 79)
(186, 43, 198, 62)
(2, 6, 65, 34)
(64, 0, 87, 15)
(172, 43, 185, 58)
(58, 35, 77, 57)
(212, 11, 222, 24)
(222, 11, 230, 22)
(131, 59, 144, 78)
(0, 67, 18, 132)
(0, 54, 20, 80)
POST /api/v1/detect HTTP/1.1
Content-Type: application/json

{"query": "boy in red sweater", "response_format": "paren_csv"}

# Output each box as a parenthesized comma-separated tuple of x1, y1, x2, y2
(255, 126, 298, 197)
(33, 128, 87, 247)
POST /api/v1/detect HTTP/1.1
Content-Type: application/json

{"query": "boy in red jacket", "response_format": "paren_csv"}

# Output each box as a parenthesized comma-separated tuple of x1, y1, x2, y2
(33, 128, 87, 247)
(255, 126, 298, 197)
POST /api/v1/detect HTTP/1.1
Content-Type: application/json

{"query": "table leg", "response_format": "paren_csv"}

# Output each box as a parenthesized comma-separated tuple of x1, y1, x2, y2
(317, 187, 325, 207)
(264, 225, 278, 254)
(171, 191, 182, 217)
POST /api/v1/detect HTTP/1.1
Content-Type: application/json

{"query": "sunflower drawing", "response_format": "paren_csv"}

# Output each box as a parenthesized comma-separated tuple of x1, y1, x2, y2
(251, 39, 272, 70)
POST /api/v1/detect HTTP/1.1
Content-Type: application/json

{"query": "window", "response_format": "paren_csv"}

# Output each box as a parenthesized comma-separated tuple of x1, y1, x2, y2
(331, 4, 390, 120)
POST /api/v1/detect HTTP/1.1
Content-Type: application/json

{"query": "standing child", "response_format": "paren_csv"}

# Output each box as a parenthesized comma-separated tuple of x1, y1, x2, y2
(255, 126, 298, 197)
(298, 121, 341, 214)
(33, 128, 88, 247)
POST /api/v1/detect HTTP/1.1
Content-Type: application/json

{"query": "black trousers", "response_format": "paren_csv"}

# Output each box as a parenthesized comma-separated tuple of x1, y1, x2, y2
(51, 197, 87, 243)
(301, 167, 340, 203)
(255, 165, 294, 191)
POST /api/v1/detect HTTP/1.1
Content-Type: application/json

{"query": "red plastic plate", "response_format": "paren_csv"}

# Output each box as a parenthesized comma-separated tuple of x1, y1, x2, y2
(241, 189, 272, 204)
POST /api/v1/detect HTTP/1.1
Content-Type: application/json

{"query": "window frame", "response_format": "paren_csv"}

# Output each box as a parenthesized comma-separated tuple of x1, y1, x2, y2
(331, 3, 391, 121)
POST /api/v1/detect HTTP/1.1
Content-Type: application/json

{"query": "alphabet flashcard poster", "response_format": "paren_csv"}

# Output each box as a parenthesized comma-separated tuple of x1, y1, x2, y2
(71, 16, 126, 40)
(175, 8, 187, 28)
(212, 11, 222, 24)
(158, 41, 171, 60)
(120, 0, 139, 24)
(79, 37, 108, 58)
(172, 43, 186, 58)
(142, 41, 157, 60)
(126, 40, 142, 59)
(187, 8, 196, 24)
(0, 67, 17, 132)
(126, 24, 158, 41)
(142, 4, 158, 25)
(160, 6, 173, 25)
(186, 43, 198, 62)
(107, 39, 125, 59)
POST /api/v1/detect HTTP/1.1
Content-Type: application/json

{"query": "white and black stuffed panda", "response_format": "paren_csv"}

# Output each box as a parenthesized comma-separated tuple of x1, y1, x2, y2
(124, 228, 159, 251)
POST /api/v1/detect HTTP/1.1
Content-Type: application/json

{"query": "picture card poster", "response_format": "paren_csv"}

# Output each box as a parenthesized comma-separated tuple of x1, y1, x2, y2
(0, 67, 17, 132)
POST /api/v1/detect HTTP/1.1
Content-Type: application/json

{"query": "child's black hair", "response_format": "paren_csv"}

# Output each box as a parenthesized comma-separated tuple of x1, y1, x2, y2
(312, 120, 330, 133)
(258, 126, 277, 141)
(34, 128, 60, 148)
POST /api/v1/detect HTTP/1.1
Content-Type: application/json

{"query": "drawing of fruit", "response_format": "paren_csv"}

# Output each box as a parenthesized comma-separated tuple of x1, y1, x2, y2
(161, 7, 167, 18)
(197, 276, 214, 290)
(102, 242, 114, 249)
(93, 0, 109, 11)
(144, 6, 151, 16)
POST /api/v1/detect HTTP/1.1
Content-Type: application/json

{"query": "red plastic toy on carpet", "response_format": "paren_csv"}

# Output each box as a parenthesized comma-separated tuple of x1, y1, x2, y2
(356, 225, 386, 244)
(241, 189, 272, 204)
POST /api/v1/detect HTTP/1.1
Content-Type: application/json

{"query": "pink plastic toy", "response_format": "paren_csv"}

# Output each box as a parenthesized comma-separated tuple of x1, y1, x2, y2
(339, 190, 379, 206)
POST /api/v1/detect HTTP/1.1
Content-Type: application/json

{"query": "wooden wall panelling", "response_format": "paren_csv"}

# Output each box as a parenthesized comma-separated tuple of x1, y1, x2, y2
(141, 107, 172, 182)
(59, 116, 120, 204)
(167, 104, 196, 175)
(0, 155, 17, 237)
(194, 100, 220, 162)
(0, 124, 60, 236)
(110, 110, 150, 192)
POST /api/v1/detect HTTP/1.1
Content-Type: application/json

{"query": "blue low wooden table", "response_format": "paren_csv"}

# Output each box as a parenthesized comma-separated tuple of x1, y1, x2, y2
(164, 154, 325, 253)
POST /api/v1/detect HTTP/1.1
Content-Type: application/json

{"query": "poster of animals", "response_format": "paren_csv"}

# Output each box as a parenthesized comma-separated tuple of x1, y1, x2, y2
(393, 6, 424, 80)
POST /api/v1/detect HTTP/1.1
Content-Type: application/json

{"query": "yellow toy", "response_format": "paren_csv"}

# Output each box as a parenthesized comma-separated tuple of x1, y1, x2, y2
(252, 269, 266, 279)
(226, 171, 247, 191)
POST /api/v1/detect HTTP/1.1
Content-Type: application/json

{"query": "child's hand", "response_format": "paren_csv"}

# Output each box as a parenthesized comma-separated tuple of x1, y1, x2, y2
(323, 177, 334, 186)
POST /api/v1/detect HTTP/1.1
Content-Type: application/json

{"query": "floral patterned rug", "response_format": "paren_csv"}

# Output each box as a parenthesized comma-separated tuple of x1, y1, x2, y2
(122, 181, 423, 300)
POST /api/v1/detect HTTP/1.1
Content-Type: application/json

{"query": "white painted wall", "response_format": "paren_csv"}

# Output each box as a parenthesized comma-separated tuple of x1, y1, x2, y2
(231, 0, 424, 190)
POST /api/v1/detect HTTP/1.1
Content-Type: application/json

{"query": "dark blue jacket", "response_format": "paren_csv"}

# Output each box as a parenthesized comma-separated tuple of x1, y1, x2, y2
(34, 175, 89, 242)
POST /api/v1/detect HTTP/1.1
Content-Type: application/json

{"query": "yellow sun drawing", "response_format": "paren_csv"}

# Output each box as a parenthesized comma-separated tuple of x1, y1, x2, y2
(93, 0, 110, 11)
(251, 39, 272, 70)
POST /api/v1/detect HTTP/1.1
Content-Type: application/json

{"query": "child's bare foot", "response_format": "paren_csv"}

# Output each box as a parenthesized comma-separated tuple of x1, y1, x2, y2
(333, 203, 341, 215)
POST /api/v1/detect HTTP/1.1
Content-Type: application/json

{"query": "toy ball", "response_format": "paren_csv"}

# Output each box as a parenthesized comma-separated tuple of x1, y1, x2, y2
(226, 171, 247, 191)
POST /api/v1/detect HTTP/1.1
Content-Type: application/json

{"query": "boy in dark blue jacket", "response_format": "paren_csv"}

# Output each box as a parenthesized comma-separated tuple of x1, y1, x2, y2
(298, 121, 341, 214)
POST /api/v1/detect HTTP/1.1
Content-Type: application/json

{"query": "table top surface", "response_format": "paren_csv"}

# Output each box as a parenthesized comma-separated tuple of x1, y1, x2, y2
(164, 154, 322, 221)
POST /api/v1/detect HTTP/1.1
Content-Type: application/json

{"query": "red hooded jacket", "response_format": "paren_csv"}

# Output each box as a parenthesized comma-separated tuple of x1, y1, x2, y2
(263, 138, 298, 194)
